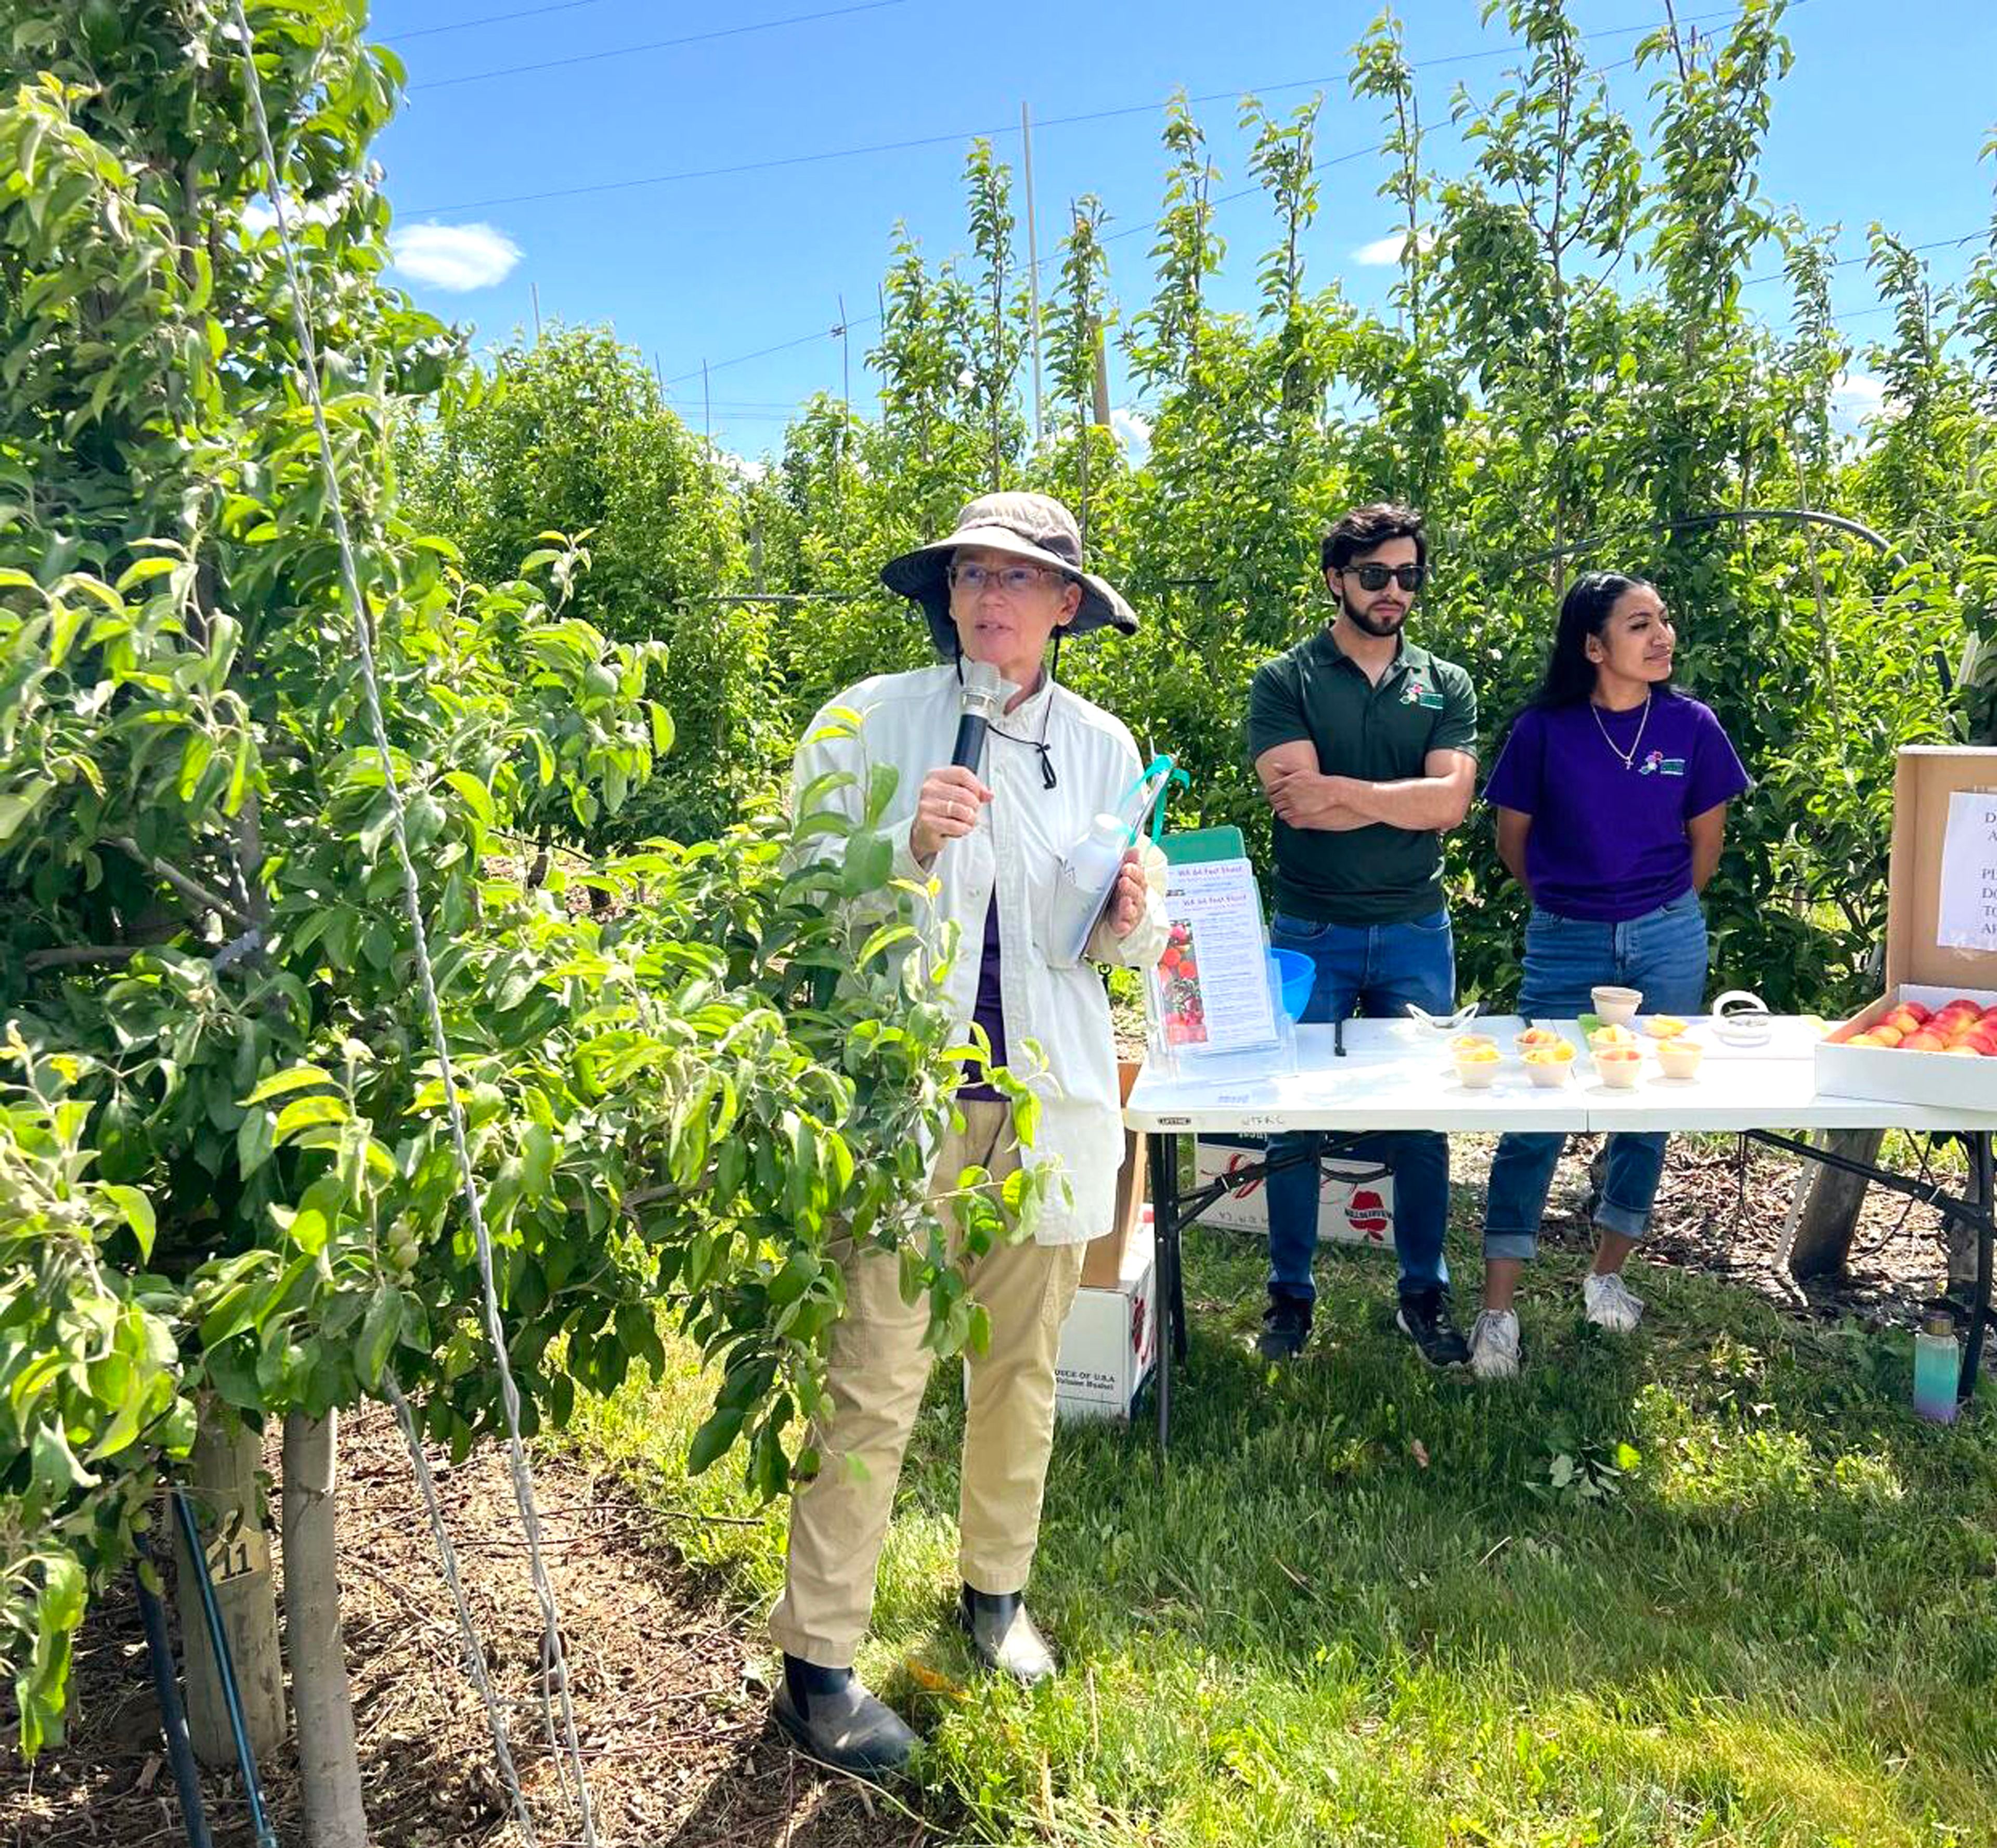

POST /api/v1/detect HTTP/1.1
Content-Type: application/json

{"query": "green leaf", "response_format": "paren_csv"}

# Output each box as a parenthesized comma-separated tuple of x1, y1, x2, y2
(98, 1185, 155, 1261)
(275, 1094, 349, 1144)
(841, 829, 893, 895)
(242, 1065, 336, 1106)
(237, 1106, 276, 1181)
(442, 770, 496, 829)
(0, 777, 55, 845)
(32, 1424, 98, 1493)
(357, 1285, 404, 1389)
(687, 1404, 745, 1475)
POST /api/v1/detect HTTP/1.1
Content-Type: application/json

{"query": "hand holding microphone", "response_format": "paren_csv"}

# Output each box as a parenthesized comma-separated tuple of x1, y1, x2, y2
(910, 766, 990, 863)
(911, 662, 1003, 864)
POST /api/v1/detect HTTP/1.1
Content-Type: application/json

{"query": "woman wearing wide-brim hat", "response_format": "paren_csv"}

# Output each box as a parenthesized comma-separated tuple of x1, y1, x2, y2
(768, 492, 1166, 1777)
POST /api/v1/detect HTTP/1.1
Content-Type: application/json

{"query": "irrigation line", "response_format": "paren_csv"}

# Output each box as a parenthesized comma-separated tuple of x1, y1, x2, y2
(229, 7, 597, 1841)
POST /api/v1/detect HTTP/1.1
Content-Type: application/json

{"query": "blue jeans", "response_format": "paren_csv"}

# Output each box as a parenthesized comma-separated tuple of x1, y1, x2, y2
(1484, 892, 1710, 1261)
(1265, 910, 1454, 1304)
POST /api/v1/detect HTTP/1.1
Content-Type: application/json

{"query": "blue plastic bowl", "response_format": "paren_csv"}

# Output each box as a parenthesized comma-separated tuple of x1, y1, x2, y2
(1267, 947, 1313, 1023)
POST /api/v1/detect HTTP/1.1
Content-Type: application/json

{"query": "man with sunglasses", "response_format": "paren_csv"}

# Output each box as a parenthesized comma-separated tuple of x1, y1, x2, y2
(1246, 502, 1479, 1365)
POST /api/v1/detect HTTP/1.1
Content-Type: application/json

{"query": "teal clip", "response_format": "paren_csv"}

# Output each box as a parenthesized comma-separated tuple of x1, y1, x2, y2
(1112, 754, 1187, 844)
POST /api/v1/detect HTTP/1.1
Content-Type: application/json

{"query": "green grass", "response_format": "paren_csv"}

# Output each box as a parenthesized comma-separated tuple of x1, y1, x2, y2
(566, 1216, 1997, 1846)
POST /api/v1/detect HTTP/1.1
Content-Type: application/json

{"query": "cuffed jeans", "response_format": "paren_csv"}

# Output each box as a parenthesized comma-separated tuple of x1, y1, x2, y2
(1265, 909, 1454, 1303)
(1484, 891, 1709, 1261)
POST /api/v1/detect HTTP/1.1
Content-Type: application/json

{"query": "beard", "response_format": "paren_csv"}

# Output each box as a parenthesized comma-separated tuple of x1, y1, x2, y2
(1342, 589, 1408, 638)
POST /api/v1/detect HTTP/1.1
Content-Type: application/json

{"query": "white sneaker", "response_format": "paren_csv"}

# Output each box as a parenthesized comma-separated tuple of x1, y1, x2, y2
(1468, 1309, 1521, 1381)
(1583, 1270, 1645, 1333)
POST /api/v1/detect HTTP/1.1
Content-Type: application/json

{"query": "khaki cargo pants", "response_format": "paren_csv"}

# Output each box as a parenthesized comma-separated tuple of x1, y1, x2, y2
(768, 1099, 1086, 1668)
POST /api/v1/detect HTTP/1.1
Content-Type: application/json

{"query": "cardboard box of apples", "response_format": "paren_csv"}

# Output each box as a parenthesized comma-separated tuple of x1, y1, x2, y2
(1817, 748, 1997, 1111)
(1837, 995, 1997, 1056)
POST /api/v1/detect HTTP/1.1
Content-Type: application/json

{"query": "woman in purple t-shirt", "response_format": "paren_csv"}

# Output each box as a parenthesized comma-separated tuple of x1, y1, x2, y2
(1468, 572, 1750, 1380)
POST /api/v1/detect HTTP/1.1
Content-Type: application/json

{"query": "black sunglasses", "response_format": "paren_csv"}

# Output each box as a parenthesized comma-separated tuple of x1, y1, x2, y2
(1341, 562, 1425, 592)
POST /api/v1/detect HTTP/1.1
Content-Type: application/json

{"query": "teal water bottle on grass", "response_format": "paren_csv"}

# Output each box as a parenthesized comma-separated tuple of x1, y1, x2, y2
(1913, 1311, 1959, 1425)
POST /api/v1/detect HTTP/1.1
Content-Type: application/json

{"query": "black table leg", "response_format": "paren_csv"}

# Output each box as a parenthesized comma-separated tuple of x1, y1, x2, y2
(1147, 1130, 1179, 1455)
(1963, 1130, 1992, 1403)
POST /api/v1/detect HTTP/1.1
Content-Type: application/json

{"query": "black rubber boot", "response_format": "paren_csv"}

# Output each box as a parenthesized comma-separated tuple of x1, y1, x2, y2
(772, 1655, 915, 1779)
(957, 1586, 1057, 1684)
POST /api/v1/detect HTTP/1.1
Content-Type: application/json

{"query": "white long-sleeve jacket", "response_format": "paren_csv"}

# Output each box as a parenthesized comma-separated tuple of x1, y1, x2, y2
(792, 663, 1169, 1246)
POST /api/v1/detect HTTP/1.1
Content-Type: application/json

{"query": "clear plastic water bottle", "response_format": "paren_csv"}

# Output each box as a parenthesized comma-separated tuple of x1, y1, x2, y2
(1047, 812, 1129, 967)
(1913, 1310, 1959, 1425)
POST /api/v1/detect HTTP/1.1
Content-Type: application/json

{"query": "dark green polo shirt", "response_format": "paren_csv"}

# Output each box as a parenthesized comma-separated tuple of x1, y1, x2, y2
(1246, 629, 1478, 925)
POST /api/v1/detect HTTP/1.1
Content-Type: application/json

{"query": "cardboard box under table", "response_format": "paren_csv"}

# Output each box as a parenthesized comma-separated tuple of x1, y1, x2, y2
(1820, 748, 1997, 1109)
(1054, 1223, 1156, 1423)
(1193, 1134, 1395, 1247)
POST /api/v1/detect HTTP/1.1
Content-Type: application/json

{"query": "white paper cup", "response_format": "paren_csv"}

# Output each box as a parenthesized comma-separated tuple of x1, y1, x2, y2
(1591, 985, 1642, 1026)
(1593, 1050, 1643, 1090)
(1454, 1058, 1501, 1090)
(1656, 1038, 1705, 1080)
(1525, 1058, 1573, 1089)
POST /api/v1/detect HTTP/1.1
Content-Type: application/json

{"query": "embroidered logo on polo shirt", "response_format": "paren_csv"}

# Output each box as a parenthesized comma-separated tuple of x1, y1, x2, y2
(1638, 750, 1686, 777)
(1400, 678, 1447, 710)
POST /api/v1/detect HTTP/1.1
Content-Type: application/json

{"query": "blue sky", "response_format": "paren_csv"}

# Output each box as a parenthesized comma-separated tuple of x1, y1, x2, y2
(366, 0, 1997, 457)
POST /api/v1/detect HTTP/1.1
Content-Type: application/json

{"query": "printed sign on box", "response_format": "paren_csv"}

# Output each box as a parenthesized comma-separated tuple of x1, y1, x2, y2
(1194, 1134, 1395, 1246)
(1054, 1223, 1157, 1421)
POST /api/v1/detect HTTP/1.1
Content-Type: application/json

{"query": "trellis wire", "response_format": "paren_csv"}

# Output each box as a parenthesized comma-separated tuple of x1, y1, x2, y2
(228, 8, 596, 1840)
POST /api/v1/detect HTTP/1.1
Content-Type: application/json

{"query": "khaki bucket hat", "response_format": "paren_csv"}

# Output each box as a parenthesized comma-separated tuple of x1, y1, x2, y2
(880, 491, 1139, 656)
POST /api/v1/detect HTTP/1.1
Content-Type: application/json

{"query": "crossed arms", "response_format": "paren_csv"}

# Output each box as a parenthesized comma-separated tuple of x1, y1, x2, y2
(1255, 741, 1477, 834)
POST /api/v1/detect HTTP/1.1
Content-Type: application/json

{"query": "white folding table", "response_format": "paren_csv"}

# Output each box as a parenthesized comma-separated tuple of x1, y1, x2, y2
(1126, 1015, 1997, 1446)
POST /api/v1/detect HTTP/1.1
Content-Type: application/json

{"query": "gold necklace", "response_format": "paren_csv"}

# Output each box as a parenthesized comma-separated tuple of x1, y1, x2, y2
(1591, 691, 1651, 770)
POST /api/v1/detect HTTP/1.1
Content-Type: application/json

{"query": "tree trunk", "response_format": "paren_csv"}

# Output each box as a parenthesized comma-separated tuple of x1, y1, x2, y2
(172, 1407, 287, 1767)
(1784, 1129, 1886, 1279)
(283, 1411, 369, 1848)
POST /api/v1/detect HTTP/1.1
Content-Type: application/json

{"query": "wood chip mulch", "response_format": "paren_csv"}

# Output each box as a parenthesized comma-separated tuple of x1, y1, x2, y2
(2, 1404, 925, 1848)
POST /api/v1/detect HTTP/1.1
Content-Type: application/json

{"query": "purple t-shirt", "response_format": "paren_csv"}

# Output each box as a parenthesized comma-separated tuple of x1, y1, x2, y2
(960, 897, 1008, 1101)
(1482, 690, 1750, 922)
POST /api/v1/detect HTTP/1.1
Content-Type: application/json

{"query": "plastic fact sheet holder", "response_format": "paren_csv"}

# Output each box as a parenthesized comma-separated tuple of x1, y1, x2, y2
(1144, 824, 1296, 1084)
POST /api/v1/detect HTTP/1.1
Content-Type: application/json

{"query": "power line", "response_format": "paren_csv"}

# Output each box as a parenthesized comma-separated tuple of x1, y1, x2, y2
(1741, 230, 1989, 286)
(409, 0, 908, 93)
(383, 0, 624, 43)
(402, 4, 1776, 214)
(656, 137, 1376, 386)
(401, 79, 1357, 216)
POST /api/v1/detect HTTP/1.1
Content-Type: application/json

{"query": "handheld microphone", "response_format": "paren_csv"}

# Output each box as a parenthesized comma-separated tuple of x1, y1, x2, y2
(951, 661, 1005, 772)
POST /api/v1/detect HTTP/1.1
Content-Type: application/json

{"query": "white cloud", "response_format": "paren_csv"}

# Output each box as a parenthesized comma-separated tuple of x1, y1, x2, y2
(389, 222, 523, 293)
(1831, 370, 1887, 418)
(714, 448, 768, 484)
(1351, 227, 1437, 266)
(1110, 406, 1152, 457)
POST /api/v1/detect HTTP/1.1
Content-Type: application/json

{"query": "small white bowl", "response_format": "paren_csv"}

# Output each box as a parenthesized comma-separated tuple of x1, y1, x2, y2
(1524, 1058, 1573, 1089)
(1454, 1058, 1501, 1090)
(1656, 1038, 1705, 1080)
(1592, 985, 1642, 1027)
(1593, 1051, 1643, 1090)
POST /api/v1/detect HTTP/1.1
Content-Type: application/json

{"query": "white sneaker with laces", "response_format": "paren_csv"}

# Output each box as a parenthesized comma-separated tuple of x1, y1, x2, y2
(1584, 1269, 1645, 1333)
(1468, 1309, 1521, 1381)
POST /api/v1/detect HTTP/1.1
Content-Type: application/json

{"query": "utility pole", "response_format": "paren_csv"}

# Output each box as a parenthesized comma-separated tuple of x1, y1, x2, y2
(530, 280, 542, 339)
(1021, 101, 1045, 447)
(834, 293, 850, 519)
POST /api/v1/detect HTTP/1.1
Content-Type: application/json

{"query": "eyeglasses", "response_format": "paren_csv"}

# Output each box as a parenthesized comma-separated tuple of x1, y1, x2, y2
(949, 561, 1061, 595)
(1341, 562, 1425, 593)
